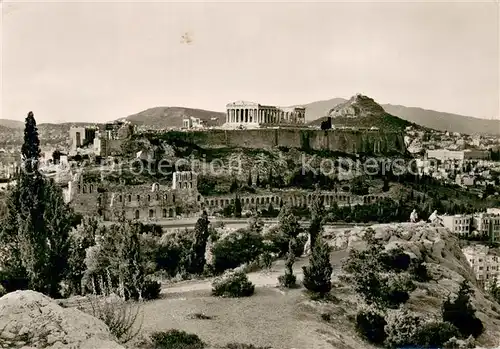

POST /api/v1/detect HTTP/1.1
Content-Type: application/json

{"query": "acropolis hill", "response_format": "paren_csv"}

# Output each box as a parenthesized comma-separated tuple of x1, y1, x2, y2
(142, 95, 409, 155)
(148, 127, 407, 155)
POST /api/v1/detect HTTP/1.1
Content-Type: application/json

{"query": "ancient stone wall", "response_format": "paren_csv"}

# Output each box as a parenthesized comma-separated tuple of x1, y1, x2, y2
(169, 128, 406, 154)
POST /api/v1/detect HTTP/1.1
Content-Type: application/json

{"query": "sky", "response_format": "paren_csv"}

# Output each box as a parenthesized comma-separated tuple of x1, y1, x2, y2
(1, 0, 499, 123)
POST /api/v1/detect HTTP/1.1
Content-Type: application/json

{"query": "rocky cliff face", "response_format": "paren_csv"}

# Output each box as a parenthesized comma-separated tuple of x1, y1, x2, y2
(328, 94, 386, 119)
(0, 290, 124, 349)
(309, 94, 414, 132)
(323, 222, 500, 347)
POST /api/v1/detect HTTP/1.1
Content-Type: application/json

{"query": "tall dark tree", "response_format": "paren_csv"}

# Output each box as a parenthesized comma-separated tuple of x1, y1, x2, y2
(234, 196, 242, 218)
(277, 205, 300, 288)
(247, 172, 253, 187)
(308, 186, 324, 249)
(302, 237, 333, 296)
(0, 112, 75, 297)
(186, 211, 210, 274)
(17, 111, 49, 294)
(442, 280, 484, 338)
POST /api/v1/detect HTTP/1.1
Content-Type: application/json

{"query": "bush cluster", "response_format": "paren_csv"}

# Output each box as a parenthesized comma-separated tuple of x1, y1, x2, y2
(149, 329, 204, 349)
(212, 270, 255, 298)
(210, 229, 264, 274)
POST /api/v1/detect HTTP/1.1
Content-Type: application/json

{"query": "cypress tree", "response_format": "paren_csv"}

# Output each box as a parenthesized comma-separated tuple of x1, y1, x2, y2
(308, 186, 324, 249)
(302, 237, 333, 297)
(186, 211, 210, 274)
(0, 112, 75, 297)
(234, 196, 242, 218)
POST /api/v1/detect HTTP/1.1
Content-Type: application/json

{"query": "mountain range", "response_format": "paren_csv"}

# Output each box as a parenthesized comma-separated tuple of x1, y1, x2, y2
(300, 98, 499, 135)
(1, 97, 499, 136)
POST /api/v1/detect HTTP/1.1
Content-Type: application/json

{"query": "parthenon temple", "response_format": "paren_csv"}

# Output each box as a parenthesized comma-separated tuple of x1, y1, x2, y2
(225, 101, 305, 126)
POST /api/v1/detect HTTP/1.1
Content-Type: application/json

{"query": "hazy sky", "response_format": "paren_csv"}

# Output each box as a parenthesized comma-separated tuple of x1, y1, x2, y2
(1, 0, 499, 123)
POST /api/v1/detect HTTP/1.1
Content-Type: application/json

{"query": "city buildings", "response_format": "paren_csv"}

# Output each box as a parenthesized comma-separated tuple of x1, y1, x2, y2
(462, 244, 500, 288)
(440, 214, 472, 237)
(426, 149, 490, 162)
(439, 209, 500, 242)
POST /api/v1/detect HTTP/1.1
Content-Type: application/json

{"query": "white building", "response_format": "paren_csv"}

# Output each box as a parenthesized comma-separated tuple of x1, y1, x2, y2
(182, 117, 205, 129)
(462, 244, 500, 288)
(439, 211, 500, 242)
(440, 214, 472, 237)
(472, 212, 500, 242)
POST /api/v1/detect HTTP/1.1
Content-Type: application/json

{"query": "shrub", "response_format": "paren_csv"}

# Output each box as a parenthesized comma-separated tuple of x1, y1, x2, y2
(355, 306, 387, 345)
(302, 239, 333, 297)
(384, 309, 421, 349)
(211, 229, 264, 274)
(263, 228, 307, 257)
(383, 273, 415, 308)
(278, 273, 297, 288)
(150, 329, 204, 349)
(414, 321, 461, 348)
(83, 294, 142, 343)
(380, 247, 411, 272)
(0, 284, 6, 297)
(156, 232, 193, 277)
(223, 344, 271, 349)
(212, 270, 255, 298)
(442, 280, 484, 338)
(141, 280, 161, 300)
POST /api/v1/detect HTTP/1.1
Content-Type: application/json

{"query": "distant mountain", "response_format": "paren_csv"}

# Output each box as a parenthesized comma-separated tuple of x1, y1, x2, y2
(302, 97, 500, 135)
(309, 94, 414, 131)
(122, 107, 226, 129)
(298, 98, 347, 122)
(381, 104, 500, 136)
(0, 119, 24, 129)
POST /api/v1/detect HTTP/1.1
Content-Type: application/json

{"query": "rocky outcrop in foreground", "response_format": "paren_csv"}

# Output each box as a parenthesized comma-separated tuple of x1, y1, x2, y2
(0, 290, 124, 349)
(324, 222, 500, 348)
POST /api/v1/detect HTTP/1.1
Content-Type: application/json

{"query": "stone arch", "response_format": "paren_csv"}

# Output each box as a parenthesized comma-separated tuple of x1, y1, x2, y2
(147, 194, 151, 202)
(128, 194, 132, 202)
(97, 197, 102, 206)
(137, 194, 140, 201)
(156, 194, 159, 200)
(151, 183, 160, 192)
(172, 195, 175, 203)
(89, 184, 93, 193)
(225, 199, 229, 205)
(149, 209, 154, 218)
(266, 197, 270, 204)
(164, 194, 168, 200)
(163, 208, 167, 218)
(82, 185, 86, 194)
(135, 210, 140, 219)
(271, 197, 275, 203)
(169, 208, 174, 217)
(119, 195, 122, 202)
(251, 198, 254, 204)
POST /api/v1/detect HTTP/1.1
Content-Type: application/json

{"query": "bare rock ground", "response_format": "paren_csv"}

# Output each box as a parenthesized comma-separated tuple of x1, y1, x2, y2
(0, 290, 124, 349)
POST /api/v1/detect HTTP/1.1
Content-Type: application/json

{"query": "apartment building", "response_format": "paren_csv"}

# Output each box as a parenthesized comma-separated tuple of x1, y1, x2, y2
(462, 244, 500, 288)
(440, 214, 472, 237)
(439, 209, 500, 242)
